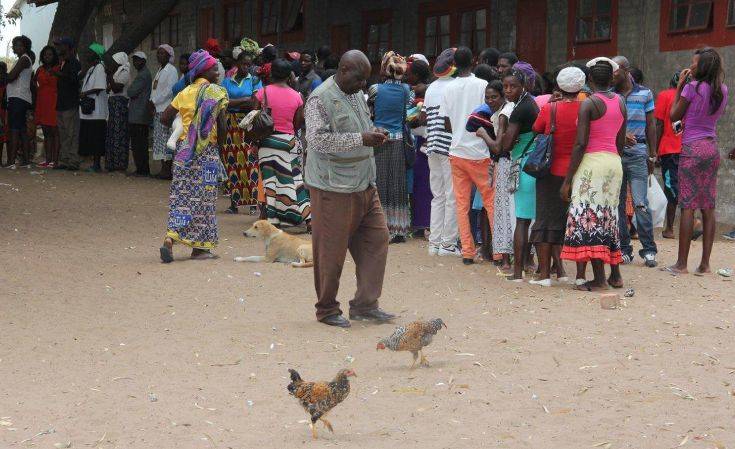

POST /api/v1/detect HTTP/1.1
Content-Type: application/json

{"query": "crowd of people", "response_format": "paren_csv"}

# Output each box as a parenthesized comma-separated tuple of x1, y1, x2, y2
(0, 34, 732, 325)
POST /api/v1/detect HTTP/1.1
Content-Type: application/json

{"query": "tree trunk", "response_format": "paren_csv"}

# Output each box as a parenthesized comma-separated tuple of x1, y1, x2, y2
(48, 0, 103, 46)
(104, 0, 179, 56)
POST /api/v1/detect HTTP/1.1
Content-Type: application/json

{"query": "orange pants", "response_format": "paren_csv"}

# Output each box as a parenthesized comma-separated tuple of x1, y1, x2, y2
(450, 156, 495, 259)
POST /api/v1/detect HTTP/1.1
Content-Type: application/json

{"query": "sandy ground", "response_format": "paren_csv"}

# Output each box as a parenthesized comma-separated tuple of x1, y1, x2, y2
(1, 168, 735, 449)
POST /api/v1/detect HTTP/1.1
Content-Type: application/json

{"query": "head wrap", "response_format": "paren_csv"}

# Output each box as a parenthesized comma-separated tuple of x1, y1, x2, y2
(187, 49, 218, 80)
(239, 38, 260, 59)
(433, 48, 456, 78)
(158, 44, 174, 64)
(586, 56, 619, 72)
(408, 54, 429, 66)
(205, 38, 221, 55)
(513, 61, 536, 86)
(112, 52, 130, 79)
(131, 51, 147, 61)
(88, 42, 105, 59)
(380, 51, 407, 80)
(286, 51, 300, 61)
(556, 66, 586, 94)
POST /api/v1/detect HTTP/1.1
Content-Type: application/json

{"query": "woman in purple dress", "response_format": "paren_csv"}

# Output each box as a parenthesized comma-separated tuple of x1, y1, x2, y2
(666, 47, 728, 275)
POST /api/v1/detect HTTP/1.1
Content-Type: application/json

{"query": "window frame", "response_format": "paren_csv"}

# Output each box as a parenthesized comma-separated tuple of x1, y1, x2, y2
(574, 0, 614, 43)
(417, 1, 490, 62)
(726, 0, 735, 27)
(667, 0, 714, 34)
(456, 6, 488, 54)
(257, 0, 306, 43)
(223, 1, 245, 44)
(362, 9, 392, 66)
(566, 0, 618, 60)
(151, 13, 181, 49)
(197, 7, 216, 49)
(659, 0, 735, 51)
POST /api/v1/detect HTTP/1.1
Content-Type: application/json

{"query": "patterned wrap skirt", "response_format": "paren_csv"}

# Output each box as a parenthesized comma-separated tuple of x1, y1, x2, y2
(679, 138, 720, 210)
(258, 134, 311, 226)
(152, 111, 172, 161)
(375, 138, 411, 237)
(493, 157, 515, 254)
(221, 112, 259, 206)
(105, 96, 129, 171)
(561, 151, 623, 265)
(166, 141, 220, 249)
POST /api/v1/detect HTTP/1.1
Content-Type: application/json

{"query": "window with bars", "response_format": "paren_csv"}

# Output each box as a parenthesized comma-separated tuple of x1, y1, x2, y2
(198, 7, 215, 47)
(458, 8, 487, 54)
(575, 0, 612, 42)
(260, 0, 304, 36)
(669, 0, 713, 32)
(423, 14, 450, 59)
(366, 21, 390, 64)
(224, 2, 244, 41)
(151, 14, 180, 48)
(729, 0, 735, 26)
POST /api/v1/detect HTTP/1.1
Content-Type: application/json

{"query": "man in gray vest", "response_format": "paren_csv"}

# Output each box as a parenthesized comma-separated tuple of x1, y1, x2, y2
(304, 50, 397, 328)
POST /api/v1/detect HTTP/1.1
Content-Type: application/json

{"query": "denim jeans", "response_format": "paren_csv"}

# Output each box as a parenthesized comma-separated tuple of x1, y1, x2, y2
(618, 152, 657, 258)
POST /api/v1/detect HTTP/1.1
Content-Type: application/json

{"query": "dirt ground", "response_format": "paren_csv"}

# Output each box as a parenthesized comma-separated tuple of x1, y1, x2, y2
(1, 168, 735, 449)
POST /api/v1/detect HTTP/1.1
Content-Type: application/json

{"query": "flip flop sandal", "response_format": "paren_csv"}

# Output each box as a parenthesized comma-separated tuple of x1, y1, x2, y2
(659, 266, 679, 276)
(160, 245, 174, 263)
(574, 282, 593, 292)
(191, 252, 219, 260)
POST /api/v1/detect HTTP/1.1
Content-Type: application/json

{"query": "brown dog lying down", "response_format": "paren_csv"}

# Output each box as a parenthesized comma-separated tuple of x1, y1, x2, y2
(235, 220, 313, 268)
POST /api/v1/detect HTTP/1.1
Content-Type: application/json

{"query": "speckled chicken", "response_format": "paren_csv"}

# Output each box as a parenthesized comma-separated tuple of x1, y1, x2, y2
(376, 318, 446, 368)
(287, 368, 356, 439)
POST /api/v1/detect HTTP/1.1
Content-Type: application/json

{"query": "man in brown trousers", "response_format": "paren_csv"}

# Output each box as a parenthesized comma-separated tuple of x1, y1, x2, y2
(304, 50, 397, 328)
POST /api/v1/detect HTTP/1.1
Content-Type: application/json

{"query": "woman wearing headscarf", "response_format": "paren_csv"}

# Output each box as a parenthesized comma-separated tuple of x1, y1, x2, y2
(79, 43, 108, 172)
(528, 66, 586, 286)
(368, 51, 414, 243)
(500, 67, 538, 281)
(220, 38, 263, 213)
(159, 50, 229, 263)
(150, 44, 178, 179)
(104, 52, 131, 171)
(560, 57, 627, 291)
(254, 58, 307, 227)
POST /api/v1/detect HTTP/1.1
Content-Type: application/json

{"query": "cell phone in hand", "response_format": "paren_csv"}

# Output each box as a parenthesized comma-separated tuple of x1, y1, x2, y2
(672, 120, 683, 135)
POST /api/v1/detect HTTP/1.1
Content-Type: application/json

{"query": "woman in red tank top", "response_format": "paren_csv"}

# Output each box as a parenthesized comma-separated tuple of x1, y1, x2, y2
(560, 58, 628, 291)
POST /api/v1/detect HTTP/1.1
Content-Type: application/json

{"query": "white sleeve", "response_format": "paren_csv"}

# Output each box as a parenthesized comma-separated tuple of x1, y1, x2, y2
(91, 65, 107, 90)
(114, 69, 130, 86)
(439, 87, 452, 119)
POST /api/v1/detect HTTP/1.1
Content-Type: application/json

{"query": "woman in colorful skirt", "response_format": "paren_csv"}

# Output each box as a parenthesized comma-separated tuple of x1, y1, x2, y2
(406, 56, 432, 236)
(500, 68, 539, 281)
(254, 59, 308, 227)
(221, 38, 263, 213)
(159, 50, 228, 263)
(666, 48, 728, 275)
(105, 52, 131, 171)
(368, 51, 413, 243)
(560, 57, 627, 291)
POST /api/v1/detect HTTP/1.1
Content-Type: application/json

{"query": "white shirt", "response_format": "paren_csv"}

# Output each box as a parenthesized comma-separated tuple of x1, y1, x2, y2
(151, 63, 178, 113)
(109, 67, 131, 97)
(7, 54, 33, 104)
(491, 101, 515, 135)
(80, 63, 109, 120)
(439, 74, 489, 160)
(424, 77, 455, 156)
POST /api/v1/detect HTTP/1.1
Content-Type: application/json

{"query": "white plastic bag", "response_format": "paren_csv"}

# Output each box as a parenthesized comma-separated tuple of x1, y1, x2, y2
(166, 114, 183, 150)
(647, 175, 667, 229)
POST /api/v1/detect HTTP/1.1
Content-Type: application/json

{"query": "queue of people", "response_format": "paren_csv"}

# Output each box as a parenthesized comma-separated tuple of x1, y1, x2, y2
(0, 34, 731, 325)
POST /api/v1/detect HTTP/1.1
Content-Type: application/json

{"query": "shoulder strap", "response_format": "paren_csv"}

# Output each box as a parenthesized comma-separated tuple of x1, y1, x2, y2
(549, 102, 557, 134)
(262, 84, 269, 109)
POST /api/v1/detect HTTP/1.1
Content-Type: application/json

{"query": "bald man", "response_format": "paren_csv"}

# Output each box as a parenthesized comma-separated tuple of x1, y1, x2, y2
(304, 50, 397, 328)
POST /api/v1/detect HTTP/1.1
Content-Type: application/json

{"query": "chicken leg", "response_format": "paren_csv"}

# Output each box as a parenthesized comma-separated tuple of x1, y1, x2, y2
(419, 350, 430, 367)
(409, 351, 419, 370)
(309, 422, 318, 439)
(320, 417, 334, 433)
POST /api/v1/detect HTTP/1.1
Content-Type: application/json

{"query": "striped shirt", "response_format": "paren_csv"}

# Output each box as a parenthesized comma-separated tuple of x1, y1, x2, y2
(619, 82, 654, 155)
(424, 78, 454, 156)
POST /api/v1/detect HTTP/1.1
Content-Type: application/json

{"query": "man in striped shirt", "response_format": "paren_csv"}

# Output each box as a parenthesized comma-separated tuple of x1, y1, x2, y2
(613, 55, 658, 268)
(424, 48, 460, 257)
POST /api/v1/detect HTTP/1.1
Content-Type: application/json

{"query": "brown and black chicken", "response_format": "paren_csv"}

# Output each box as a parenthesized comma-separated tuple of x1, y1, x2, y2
(287, 368, 356, 439)
(376, 318, 446, 368)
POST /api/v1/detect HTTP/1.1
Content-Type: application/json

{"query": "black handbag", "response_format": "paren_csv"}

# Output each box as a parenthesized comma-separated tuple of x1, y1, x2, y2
(79, 65, 97, 115)
(523, 102, 556, 179)
(245, 85, 274, 142)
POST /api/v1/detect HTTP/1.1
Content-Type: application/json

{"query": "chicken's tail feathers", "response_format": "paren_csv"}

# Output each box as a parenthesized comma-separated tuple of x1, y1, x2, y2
(287, 368, 302, 394)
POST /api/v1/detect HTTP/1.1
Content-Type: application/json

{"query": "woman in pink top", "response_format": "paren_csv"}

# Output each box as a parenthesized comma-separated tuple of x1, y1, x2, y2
(255, 58, 309, 227)
(560, 58, 628, 291)
(667, 47, 728, 275)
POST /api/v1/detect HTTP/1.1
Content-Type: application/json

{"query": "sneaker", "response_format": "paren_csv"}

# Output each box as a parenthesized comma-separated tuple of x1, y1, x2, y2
(7, 164, 17, 170)
(428, 244, 439, 256)
(644, 253, 658, 268)
(438, 245, 462, 257)
(621, 254, 634, 264)
(722, 230, 735, 241)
